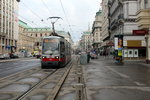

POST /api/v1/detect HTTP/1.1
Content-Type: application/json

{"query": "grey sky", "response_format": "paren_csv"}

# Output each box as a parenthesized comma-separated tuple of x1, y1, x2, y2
(19, 0, 102, 42)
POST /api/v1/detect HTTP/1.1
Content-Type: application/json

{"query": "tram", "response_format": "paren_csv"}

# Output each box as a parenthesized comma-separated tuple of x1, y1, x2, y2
(41, 36, 71, 68)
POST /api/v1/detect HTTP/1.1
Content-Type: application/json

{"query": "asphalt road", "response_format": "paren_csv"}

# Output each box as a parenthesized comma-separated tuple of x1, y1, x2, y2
(0, 58, 40, 78)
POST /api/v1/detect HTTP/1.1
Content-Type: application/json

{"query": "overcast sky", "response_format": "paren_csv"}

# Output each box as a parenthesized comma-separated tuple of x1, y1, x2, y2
(19, 0, 102, 42)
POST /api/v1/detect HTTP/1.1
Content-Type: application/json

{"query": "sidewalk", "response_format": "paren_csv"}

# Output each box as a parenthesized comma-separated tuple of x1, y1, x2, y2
(82, 56, 150, 100)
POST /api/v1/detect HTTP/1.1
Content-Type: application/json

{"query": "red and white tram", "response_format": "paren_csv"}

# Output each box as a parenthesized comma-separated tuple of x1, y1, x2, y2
(41, 36, 71, 68)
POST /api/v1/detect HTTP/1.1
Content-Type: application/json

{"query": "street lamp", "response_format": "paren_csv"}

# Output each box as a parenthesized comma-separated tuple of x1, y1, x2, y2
(47, 17, 62, 36)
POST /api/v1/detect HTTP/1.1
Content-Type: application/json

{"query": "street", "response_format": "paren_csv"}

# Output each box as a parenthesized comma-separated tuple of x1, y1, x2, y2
(83, 56, 150, 100)
(0, 58, 40, 78)
(0, 56, 150, 100)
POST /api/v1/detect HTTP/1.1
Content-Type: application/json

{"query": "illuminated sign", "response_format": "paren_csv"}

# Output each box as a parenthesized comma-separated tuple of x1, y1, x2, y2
(44, 39, 57, 43)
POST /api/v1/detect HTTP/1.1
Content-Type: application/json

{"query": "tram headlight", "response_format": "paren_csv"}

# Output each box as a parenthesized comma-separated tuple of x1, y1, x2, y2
(55, 56, 59, 59)
(42, 56, 46, 59)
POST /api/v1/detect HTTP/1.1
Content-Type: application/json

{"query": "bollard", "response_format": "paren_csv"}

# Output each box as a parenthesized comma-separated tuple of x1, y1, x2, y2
(76, 73, 83, 83)
(77, 68, 82, 73)
(73, 83, 84, 100)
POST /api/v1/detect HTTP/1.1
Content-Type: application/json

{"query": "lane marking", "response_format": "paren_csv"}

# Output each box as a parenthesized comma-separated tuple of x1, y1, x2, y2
(106, 66, 130, 79)
(105, 66, 146, 86)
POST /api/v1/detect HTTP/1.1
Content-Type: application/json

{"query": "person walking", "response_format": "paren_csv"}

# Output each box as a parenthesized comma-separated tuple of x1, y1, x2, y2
(87, 51, 91, 63)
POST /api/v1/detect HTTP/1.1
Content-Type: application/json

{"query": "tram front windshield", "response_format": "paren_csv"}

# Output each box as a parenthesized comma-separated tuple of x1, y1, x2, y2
(42, 38, 59, 55)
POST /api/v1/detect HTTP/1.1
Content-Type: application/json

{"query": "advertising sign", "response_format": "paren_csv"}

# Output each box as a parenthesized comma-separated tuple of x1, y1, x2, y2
(114, 35, 124, 64)
(118, 50, 122, 56)
(114, 38, 118, 50)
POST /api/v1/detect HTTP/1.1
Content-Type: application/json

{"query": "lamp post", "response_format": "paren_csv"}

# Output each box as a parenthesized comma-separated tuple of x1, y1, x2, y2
(47, 17, 62, 36)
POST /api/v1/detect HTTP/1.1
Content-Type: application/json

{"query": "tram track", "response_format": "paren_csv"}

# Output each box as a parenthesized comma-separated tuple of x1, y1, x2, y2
(17, 69, 58, 100)
(20, 62, 73, 100)
(0, 61, 73, 100)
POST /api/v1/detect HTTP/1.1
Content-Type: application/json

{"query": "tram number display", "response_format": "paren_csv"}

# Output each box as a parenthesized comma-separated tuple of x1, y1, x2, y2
(44, 39, 57, 43)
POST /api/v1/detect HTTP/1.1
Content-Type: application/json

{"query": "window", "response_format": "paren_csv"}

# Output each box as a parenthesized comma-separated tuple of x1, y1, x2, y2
(144, 0, 148, 8)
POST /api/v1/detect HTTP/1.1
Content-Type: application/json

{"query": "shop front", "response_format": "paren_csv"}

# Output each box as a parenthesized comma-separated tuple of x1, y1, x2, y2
(123, 36, 146, 60)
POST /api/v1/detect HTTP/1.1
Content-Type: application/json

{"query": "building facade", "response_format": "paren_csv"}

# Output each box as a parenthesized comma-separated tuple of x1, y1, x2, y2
(101, 0, 110, 46)
(80, 31, 92, 51)
(92, 10, 103, 54)
(136, 0, 150, 63)
(0, 0, 20, 54)
(18, 20, 35, 54)
(23, 27, 52, 52)
(108, 0, 146, 59)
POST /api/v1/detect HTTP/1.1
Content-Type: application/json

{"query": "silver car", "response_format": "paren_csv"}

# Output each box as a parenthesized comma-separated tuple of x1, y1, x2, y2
(0, 54, 10, 59)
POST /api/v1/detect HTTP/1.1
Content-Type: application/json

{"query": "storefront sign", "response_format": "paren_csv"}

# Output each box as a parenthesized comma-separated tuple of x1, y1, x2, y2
(133, 30, 148, 35)
(127, 40, 141, 47)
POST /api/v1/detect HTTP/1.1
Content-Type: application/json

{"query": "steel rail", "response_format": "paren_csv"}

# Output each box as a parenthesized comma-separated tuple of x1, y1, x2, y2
(47, 62, 73, 100)
(17, 69, 57, 100)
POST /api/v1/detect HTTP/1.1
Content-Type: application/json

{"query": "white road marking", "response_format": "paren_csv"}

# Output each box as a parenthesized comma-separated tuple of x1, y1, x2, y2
(106, 66, 130, 79)
(106, 66, 146, 86)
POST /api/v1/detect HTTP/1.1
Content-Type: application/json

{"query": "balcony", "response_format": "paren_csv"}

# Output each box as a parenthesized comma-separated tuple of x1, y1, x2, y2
(118, 13, 124, 23)
(136, 9, 150, 29)
(110, 19, 117, 30)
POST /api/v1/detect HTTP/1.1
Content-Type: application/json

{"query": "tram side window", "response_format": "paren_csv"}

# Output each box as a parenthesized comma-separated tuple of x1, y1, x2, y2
(60, 42, 65, 54)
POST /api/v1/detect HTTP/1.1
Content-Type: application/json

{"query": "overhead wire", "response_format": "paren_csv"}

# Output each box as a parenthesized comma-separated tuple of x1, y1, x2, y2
(21, 2, 42, 20)
(59, 0, 72, 31)
(19, 15, 39, 27)
(41, 0, 52, 16)
(20, 1, 49, 27)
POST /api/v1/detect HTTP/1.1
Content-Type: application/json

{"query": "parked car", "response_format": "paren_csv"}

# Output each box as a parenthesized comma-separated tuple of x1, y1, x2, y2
(3, 54, 10, 59)
(90, 52, 98, 59)
(0, 54, 10, 59)
(0, 54, 5, 59)
(9, 53, 19, 58)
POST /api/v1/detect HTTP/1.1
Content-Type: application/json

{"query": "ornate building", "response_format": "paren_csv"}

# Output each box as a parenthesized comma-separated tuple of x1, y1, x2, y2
(18, 20, 35, 54)
(92, 10, 103, 53)
(80, 31, 92, 51)
(136, 0, 150, 63)
(108, 0, 146, 59)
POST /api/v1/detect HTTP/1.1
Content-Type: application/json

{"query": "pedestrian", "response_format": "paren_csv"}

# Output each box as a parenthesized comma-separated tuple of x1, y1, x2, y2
(87, 51, 90, 63)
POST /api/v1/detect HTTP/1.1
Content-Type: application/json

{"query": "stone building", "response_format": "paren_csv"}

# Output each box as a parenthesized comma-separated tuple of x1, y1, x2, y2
(0, 0, 20, 54)
(92, 10, 103, 53)
(18, 20, 35, 54)
(101, 0, 110, 47)
(136, 0, 150, 63)
(108, 0, 146, 59)
(80, 31, 92, 51)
